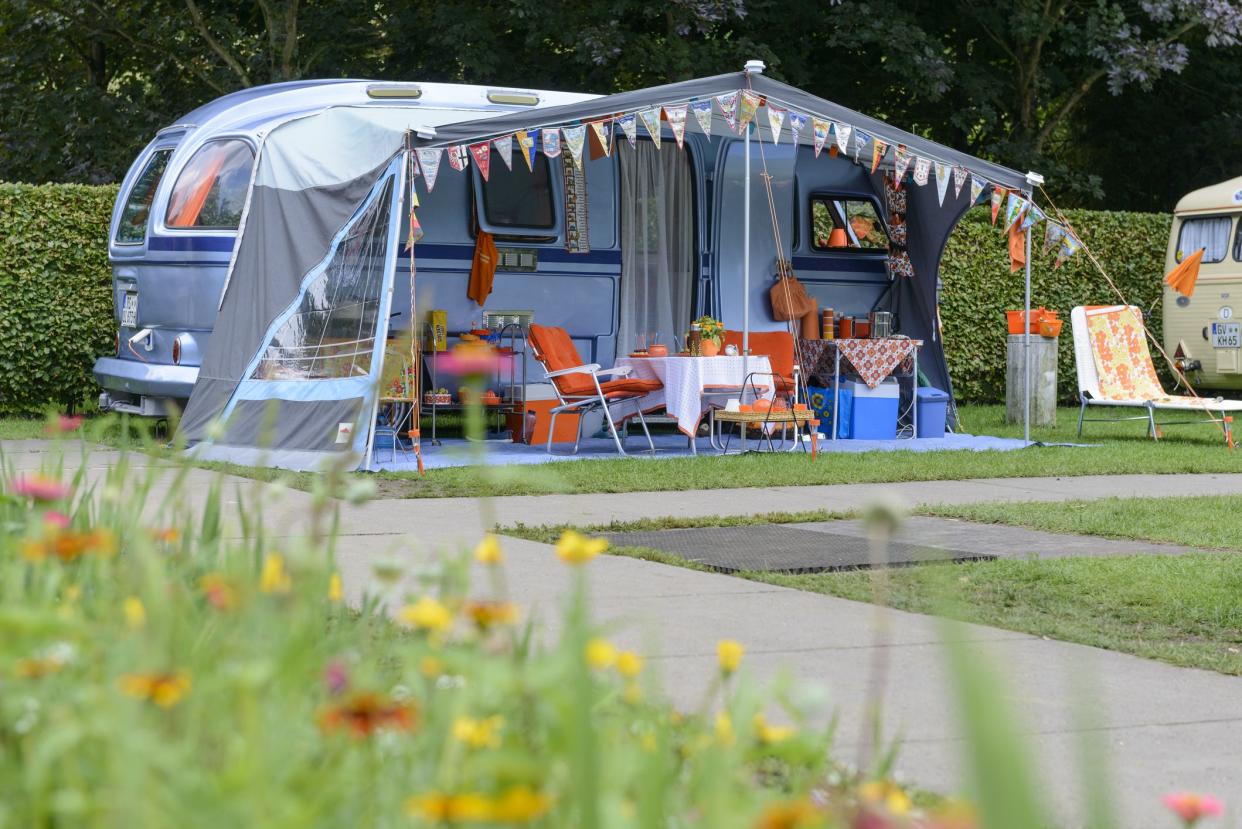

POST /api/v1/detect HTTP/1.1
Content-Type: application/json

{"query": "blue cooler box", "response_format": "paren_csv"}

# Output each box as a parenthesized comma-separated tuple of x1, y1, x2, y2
(916, 387, 950, 438)
(848, 380, 899, 440)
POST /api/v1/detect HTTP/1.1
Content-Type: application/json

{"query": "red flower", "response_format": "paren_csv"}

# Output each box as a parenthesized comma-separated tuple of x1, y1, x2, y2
(9, 474, 71, 502)
(318, 691, 418, 738)
(45, 414, 85, 435)
(1163, 792, 1223, 825)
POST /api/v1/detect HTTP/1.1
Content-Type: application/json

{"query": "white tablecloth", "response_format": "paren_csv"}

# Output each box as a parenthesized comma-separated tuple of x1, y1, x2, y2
(614, 355, 773, 436)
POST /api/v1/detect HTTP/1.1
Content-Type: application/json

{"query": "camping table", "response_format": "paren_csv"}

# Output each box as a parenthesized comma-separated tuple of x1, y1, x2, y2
(614, 355, 774, 450)
(797, 338, 922, 440)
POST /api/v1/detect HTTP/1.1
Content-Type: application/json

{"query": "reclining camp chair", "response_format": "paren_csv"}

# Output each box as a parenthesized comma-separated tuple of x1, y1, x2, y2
(527, 324, 662, 456)
(1071, 305, 1242, 443)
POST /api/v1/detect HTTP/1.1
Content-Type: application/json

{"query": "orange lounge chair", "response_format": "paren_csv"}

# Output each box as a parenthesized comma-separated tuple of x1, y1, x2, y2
(527, 324, 663, 455)
(722, 329, 798, 399)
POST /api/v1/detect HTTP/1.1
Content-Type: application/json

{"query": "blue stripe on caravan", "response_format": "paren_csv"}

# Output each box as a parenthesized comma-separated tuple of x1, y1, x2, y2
(792, 256, 887, 275)
(148, 235, 236, 253)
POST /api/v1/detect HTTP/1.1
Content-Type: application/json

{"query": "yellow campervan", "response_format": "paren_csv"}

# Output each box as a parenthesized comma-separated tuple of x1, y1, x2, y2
(1163, 175, 1242, 392)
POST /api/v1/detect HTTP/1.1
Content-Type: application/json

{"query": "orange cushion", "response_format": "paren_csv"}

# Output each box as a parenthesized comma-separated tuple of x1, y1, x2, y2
(528, 324, 594, 396)
(600, 378, 662, 397)
(722, 330, 796, 379)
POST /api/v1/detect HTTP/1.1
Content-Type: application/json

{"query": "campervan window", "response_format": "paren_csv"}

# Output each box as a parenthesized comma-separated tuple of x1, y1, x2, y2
(1176, 216, 1231, 263)
(115, 149, 172, 244)
(166, 139, 254, 229)
(1233, 220, 1242, 262)
(810, 196, 887, 251)
(480, 156, 555, 230)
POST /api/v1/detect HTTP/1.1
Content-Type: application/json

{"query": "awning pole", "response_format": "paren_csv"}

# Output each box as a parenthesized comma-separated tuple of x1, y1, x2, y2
(742, 112, 751, 452)
(1021, 172, 1043, 447)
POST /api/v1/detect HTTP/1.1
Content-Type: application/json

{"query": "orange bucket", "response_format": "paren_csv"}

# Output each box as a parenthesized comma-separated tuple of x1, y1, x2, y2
(1006, 307, 1048, 335)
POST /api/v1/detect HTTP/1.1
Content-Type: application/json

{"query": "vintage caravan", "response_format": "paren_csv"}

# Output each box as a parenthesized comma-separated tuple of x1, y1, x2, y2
(1163, 175, 1242, 392)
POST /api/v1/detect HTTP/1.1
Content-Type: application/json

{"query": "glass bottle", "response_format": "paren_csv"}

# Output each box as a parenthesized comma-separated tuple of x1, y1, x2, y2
(687, 323, 702, 357)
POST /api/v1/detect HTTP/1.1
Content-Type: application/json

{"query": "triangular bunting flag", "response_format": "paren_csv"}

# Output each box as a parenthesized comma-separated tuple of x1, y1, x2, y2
(953, 166, 969, 199)
(493, 134, 513, 171)
(638, 108, 662, 149)
(690, 99, 713, 136)
(447, 145, 469, 172)
(852, 130, 868, 161)
(970, 176, 987, 204)
(766, 105, 786, 144)
(1004, 192, 1027, 231)
(738, 91, 761, 129)
(870, 138, 888, 174)
(542, 127, 561, 158)
(812, 118, 830, 157)
(1020, 204, 1044, 232)
(1055, 232, 1082, 269)
(788, 112, 808, 147)
(893, 146, 912, 187)
(912, 157, 930, 186)
(563, 124, 587, 168)
(1044, 221, 1066, 253)
(617, 114, 638, 149)
(716, 92, 739, 134)
(416, 148, 443, 192)
(834, 123, 852, 155)
(990, 186, 1005, 224)
(587, 119, 612, 159)
(468, 142, 491, 181)
(934, 161, 951, 205)
(665, 104, 688, 149)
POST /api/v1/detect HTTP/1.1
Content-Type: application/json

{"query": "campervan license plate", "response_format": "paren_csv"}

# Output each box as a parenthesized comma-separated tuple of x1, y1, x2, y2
(121, 292, 138, 328)
(1211, 322, 1240, 349)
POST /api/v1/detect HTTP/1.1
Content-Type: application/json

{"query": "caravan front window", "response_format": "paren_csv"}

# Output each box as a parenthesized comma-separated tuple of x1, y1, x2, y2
(115, 149, 172, 244)
(166, 139, 254, 229)
(1176, 216, 1231, 263)
(480, 156, 555, 230)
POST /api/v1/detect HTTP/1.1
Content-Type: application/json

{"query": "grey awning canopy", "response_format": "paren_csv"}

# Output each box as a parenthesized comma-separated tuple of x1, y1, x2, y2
(418, 71, 1029, 193)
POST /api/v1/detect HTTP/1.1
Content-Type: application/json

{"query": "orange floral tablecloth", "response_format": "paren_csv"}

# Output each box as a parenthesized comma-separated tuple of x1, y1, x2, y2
(798, 338, 922, 389)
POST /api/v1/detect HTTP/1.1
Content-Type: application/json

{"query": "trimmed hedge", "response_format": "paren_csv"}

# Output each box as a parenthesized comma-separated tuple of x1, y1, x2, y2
(940, 208, 1172, 403)
(0, 183, 1172, 412)
(0, 183, 117, 415)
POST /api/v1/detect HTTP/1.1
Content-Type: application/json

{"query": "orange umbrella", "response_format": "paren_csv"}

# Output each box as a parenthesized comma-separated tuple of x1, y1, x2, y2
(1165, 248, 1205, 297)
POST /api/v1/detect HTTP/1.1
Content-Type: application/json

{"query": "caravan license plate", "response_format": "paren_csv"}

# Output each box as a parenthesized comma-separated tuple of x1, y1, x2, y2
(121, 292, 138, 328)
(1212, 322, 1240, 348)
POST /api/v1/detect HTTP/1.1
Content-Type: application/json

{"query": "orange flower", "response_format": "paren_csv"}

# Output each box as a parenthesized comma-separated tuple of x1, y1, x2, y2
(199, 572, 239, 610)
(120, 671, 191, 707)
(149, 527, 181, 544)
(318, 691, 418, 738)
(753, 798, 820, 829)
(462, 600, 519, 631)
(1163, 792, 1224, 825)
(23, 527, 116, 563)
(16, 656, 65, 679)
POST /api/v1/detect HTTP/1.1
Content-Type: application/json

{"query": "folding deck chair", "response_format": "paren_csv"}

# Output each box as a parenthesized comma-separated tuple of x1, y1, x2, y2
(1071, 304, 1242, 444)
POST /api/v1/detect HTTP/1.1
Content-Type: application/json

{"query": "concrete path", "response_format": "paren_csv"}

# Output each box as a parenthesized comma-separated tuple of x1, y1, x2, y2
(7, 439, 1242, 827)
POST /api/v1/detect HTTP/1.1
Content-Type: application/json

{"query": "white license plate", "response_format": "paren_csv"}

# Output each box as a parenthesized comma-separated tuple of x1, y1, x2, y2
(121, 292, 138, 328)
(1211, 322, 1240, 349)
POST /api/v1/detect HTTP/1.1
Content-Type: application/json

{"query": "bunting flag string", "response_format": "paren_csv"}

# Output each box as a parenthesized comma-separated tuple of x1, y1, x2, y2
(912, 157, 930, 186)
(767, 105, 786, 144)
(893, 145, 912, 188)
(541, 127, 562, 158)
(738, 91, 761, 129)
(934, 161, 951, 205)
(690, 99, 713, 136)
(638, 108, 662, 148)
(447, 144, 469, 172)
(870, 138, 888, 174)
(990, 186, 1005, 224)
(493, 134, 513, 171)
(969, 175, 987, 204)
(716, 92, 739, 133)
(468, 142, 491, 181)
(812, 117, 830, 157)
(788, 112, 808, 147)
(563, 124, 587, 168)
(417, 148, 443, 192)
(617, 113, 638, 148)
(665, 104, 688, 149)
(953, 166, 968, 200)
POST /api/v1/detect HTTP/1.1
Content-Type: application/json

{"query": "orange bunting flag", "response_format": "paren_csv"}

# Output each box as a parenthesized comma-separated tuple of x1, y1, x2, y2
(1164, 248, 1205, 298)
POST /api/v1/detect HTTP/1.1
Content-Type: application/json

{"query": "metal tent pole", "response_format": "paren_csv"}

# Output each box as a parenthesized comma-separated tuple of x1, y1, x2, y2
(742, 112, 751, 452)
(1022, 172, 1043, 447)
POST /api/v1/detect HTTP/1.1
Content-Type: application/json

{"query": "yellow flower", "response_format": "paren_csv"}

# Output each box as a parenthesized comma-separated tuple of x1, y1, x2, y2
(15, 656, 65, 679)
(64, 585, 82, 602)
(123, 596, 146, 629)
(474, 534, 504, 565)
(399, 596, 454, 634)
(717, 639, 744, 675)
(585, 637, 617, 670)
(404, 792, 492, 822)
(120, 671, 191, 708)
(715, 711, 735, 745)
(555, 529, 607, 565)
(859, 780, 911, 816)
(462, 600, 519, 630)
(616, 650, 643, 678)
(452, 715, 504, 749)
(753, 712, 796, 745)
(328, 572, 343, 603)
(490, 785, 552, 822)
(259, 553, 291, 595)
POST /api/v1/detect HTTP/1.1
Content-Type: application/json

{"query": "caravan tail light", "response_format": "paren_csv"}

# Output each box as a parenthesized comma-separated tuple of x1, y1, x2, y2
(172, 336, 182, 365)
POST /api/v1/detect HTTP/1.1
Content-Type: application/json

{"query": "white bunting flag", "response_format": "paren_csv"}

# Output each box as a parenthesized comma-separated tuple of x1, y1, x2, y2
(664, 104, 688, 149)
(934, 161, 951, 205)
(970, 175, 987, 204)
(852, 130, 868, 160)
(893, 145, 912, 186)
(788, 112, 808, 147)
(617, 113, 638, 148)
(953, 166, 968, 199)
(690, 99, 713, 136)
(812, 118, 830, 157)
(716, 91, 740, 133)
(493, 134, 513, 171)
(447, 144, 469, 172)
(563, 124, 587, 168)
(468, 142, 491, 181)
(912, 157, 930, 186)
(638, 108, 662, 149)
(416, 148, 443, 192)
(588, 119, 612, 157)
(542, 127, 561, 158)
(766, 105, 786, 144)
(834, 122, 852, 154)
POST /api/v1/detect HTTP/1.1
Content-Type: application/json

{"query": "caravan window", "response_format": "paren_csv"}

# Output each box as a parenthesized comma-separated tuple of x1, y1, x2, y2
(480, 156, 555, 230)
(810, 197, 887, 251)
(115, 149, 172, 244)
(1176, 216, 1231, 263)
(166, 139, 254, 229)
